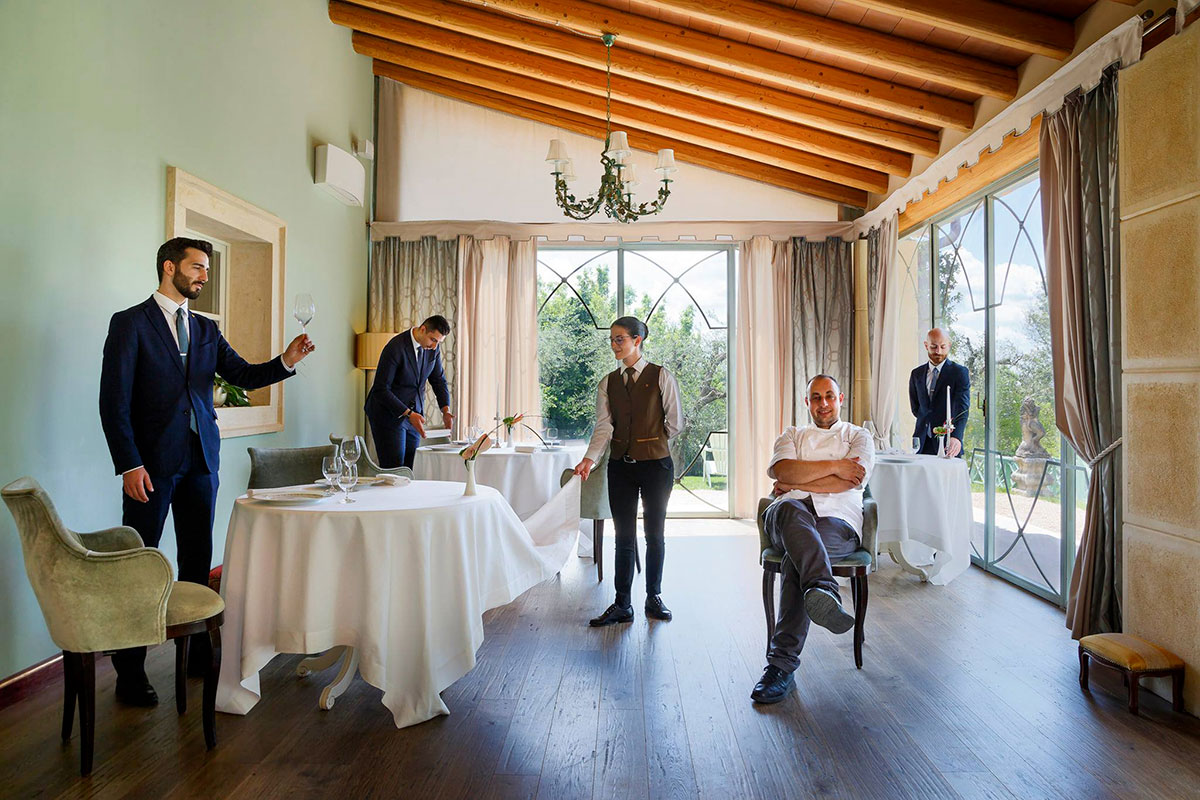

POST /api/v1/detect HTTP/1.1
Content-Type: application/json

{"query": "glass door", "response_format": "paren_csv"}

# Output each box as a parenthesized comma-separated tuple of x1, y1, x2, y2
(537, 245, 735, 517)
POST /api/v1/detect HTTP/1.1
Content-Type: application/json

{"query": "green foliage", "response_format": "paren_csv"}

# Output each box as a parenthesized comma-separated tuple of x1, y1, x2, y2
(538, 260, 728, 478)
(214, 375, 250, 407)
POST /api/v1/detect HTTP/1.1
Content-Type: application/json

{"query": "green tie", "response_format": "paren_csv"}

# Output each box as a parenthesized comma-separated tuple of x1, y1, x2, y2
(177, 308, 197, 433)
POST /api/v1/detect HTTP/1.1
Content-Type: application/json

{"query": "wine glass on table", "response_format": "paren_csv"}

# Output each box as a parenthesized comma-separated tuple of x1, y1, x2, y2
(321, 456, 339, 496)
(337, 462, 358, 504)
(547, 426, 559, 447)
(292, 293, 315, 373)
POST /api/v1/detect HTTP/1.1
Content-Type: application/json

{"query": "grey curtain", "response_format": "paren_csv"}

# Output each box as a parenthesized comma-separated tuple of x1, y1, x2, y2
(793, 236, 854, 420)
(369, 236, 460, 429)
(866, 226, 881, 367)
(1040, 66, 1122, 638)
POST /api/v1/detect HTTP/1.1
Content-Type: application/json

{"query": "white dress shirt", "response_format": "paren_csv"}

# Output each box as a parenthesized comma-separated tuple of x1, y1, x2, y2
(584, 357, 683, 463)
(926, 360, 942, 395)
(152, 291, 188, 352)
(767, 420, 875, 534)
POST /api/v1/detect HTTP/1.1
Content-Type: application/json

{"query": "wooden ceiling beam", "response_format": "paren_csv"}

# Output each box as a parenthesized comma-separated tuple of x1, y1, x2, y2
(349, 25, 911, 177)
(341, 0, 975, 130)
(834, 0, 1075, 59)
(631, 0, 1016, 98)
(372, 61, 868, 206)
(329, 0, 939, 157)
(356, 35, 890, 192)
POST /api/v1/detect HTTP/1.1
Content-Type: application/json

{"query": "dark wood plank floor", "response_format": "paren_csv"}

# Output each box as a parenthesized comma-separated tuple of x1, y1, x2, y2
(4, 522, 1200, 799)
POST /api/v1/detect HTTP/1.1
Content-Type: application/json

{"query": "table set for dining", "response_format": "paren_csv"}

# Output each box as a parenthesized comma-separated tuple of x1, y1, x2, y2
(215, 443, 581, 728)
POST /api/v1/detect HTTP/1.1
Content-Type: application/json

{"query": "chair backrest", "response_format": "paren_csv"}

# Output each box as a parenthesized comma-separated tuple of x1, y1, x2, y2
(247, 445, 337, 489)
(330, 433, 411, 478)
(757, 486, 878, 568)
(2, 477, 172, 652)
(559, 450, 612, 520)
(709, 433, 729, 475)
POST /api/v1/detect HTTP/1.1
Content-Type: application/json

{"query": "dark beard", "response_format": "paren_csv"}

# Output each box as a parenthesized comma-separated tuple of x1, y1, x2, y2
(174, 272, 202, 300)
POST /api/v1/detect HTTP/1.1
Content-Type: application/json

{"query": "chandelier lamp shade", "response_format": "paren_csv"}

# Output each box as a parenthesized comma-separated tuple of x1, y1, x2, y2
(545, 34, 678, 222)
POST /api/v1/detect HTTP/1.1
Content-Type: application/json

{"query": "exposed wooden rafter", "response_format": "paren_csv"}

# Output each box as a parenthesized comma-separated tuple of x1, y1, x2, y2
(356, 34, 890, 193)
(329, 0, 940, 156)
(341, 0, 976, 130)
(834, 0, 1075, 59)
(372, 61, 869, 206)
(629, 0, 1018, 98)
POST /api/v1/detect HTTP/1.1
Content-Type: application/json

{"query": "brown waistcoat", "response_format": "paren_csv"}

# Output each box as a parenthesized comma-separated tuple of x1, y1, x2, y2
(608, 363, 670, 461)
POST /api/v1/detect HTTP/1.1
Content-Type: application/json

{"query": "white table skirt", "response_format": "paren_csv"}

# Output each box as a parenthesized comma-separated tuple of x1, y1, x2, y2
(413, 444, 586, 521)
(215, 479, 579, 728)
(867, 454, 973, 585)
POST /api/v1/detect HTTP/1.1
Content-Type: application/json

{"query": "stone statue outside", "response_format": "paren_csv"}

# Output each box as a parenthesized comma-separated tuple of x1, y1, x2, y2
(1011, 396, 1057, 496)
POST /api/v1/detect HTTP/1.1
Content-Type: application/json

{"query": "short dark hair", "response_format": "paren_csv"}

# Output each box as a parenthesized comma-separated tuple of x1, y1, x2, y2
(806, 373, 841, 394)
(156, 237, 213, 282)
(611, 316, 648, 342)
(421, 315, 451, 336)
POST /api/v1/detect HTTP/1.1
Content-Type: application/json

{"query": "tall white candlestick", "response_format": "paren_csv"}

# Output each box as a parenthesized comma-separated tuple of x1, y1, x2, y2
(946, 385, 952, 426)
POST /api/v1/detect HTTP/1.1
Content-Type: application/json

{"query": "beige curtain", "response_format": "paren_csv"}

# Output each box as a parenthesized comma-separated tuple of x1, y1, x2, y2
(367, 236, 459, 454)
(793, 236, 855, 419)
(455, 236, 541, 442)
(867, 214, 902, 449)
(375, 78, 403, 223)
(1041, 68, 1122, 638)
(732, 236, 794, 518)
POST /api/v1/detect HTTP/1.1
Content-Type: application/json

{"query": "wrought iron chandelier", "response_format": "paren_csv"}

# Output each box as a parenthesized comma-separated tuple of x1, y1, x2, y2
(544, 34, 678, 223)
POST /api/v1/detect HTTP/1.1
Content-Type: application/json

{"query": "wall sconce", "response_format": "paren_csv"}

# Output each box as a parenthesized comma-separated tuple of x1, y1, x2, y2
(355, 332, 396, 369)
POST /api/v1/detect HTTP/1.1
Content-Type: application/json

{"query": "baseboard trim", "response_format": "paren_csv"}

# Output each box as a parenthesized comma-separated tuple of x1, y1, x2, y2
(0, 653, 63, 709)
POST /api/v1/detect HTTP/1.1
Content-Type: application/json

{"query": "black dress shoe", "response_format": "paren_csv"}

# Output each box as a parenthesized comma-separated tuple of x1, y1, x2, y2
(589, 603, 634, 627)
(644, 595, 672, 621)
(115, 678, 159, 707)
(803, 587, 855, 634)
(750, 665, 794, 704)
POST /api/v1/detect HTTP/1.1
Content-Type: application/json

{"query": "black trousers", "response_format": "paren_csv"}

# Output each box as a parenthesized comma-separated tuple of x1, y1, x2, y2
(112, 433, 218, 681)
(373, 420, 420, 469)
(607, 456, 673, 605)
(763, 497, 858, 674)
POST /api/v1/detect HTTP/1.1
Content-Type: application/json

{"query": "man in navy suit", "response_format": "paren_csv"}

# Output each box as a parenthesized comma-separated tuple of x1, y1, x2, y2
(99, 237, 312, 706)
(364, 316, 454, 469)
(908, 327, 970, 458)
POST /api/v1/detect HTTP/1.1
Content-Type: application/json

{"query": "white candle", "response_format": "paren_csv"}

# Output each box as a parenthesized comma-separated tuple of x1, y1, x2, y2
(946, 385, 952, 426)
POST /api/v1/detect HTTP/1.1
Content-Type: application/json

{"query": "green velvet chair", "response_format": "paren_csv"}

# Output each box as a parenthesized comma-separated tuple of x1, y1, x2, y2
(756, 487, 878, 669)
(247, 444, 337, 489)
(329, 434, 414, 479)
(559, 450, 618, 581)
(1, 477, 224, 776)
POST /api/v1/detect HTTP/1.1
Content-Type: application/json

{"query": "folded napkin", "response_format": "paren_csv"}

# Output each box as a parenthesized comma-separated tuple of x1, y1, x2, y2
(514, 445, 537, 454)
(246, 484, 316, 498)
(374, 473, 411, 487)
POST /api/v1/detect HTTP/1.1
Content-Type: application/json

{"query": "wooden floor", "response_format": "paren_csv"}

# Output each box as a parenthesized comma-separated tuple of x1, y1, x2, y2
(4, 522, 1200, 799)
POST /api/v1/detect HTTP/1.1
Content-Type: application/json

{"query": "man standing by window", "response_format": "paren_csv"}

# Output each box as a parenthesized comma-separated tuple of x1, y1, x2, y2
(908, 327, 970, 457)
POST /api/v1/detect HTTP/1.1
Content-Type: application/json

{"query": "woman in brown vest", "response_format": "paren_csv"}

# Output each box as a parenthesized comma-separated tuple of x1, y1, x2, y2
(573, 316, 683, 626)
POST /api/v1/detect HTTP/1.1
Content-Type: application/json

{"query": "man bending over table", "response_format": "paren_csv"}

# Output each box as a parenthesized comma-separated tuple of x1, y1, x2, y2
(751, 374, 874, 705)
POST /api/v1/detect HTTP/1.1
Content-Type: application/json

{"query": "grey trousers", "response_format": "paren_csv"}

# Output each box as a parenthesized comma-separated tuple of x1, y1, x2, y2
(763, 497, 859, 673)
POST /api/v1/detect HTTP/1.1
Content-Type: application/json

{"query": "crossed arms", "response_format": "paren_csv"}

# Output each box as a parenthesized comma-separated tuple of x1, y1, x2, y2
(769, 458, 864, 495)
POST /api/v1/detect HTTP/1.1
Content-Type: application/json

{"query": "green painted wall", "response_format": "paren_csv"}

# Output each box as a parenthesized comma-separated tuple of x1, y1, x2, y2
(0, 1, 373, 677)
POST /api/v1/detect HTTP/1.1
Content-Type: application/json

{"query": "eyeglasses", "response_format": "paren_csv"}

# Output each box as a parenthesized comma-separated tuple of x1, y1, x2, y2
(609, 336, 629, 345)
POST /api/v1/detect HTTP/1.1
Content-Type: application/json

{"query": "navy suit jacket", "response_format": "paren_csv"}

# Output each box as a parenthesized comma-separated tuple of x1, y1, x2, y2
(364, 330, 450, 431)
(99, 296, 293, 478)
(908, 359, 970, 454)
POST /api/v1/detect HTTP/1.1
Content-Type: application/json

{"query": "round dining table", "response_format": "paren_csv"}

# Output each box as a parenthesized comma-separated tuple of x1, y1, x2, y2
(215, 479, 568, 728)
(413, 443, 586, 520)
(867, 453, 974, 585)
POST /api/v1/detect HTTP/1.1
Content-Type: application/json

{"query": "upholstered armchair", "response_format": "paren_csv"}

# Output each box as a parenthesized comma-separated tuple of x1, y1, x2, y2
(756, 487, 878, 669)
(247, 444, 338, 489)
(1, 477, 223, 776)
(560, 450, 622, 581)
(329, 434, 414, 478)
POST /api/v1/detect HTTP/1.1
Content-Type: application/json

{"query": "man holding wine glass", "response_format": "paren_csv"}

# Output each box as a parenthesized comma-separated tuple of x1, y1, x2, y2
(364, 315, 454, 469)
(98, 236, 315, 707)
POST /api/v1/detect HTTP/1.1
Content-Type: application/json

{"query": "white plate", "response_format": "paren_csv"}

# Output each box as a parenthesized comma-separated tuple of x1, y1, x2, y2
(875, 456, 915, 464)
(249, 490, 328, 504)
(427, 443, 465, 452)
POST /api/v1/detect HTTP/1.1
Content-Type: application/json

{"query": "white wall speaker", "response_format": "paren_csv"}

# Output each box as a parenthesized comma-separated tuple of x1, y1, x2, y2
(314, 143, 365, 207)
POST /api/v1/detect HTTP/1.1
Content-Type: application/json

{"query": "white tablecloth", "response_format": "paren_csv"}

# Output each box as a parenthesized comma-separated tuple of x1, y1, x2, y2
(215, 478, 579, 727)
(867, 453, 973, 585)
(413, 444, 586, 521)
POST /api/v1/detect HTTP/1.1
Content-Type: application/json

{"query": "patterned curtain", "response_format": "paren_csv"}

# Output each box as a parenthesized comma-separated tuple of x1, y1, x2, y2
(793, 236, 854, 421)
(368, 235, 459, 430)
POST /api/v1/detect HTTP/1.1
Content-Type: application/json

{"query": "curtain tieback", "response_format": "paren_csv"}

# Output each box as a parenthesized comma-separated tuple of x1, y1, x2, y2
(1087, 437, 1122, 468)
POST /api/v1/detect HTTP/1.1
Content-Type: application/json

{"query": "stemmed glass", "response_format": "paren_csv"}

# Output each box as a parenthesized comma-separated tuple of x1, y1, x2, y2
(321, 456, 339, 496)
(340, 436, 362, 469)
(337, 462, 358, 503)
(547, 426, 559, 446)
(292, 294, 315, 373)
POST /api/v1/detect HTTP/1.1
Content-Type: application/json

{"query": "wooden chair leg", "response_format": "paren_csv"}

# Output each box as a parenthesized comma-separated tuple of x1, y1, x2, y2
(175, 636, 190, 715)
(1129, 673, 1140, 715)
(62, 651, 77, 742)
(79, 652, 96, 776)
(1172, 668, 1185, 713)
(852, 576, 866, 670)
(1078, 646, 1090, 691)
(593, 520, 604, 582)
(762, 570, 777, 660)
(203, 624, 221, 750)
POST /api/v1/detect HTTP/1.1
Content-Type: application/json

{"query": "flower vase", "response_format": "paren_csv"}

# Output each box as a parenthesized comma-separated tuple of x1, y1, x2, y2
(504, 425, 514, 449)
(937, 435, 947, 458)
(463, 459, 478, 496)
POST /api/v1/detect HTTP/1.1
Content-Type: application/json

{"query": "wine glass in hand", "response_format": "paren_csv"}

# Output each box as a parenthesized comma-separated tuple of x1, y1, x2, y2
(292, 293, 315, 373)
